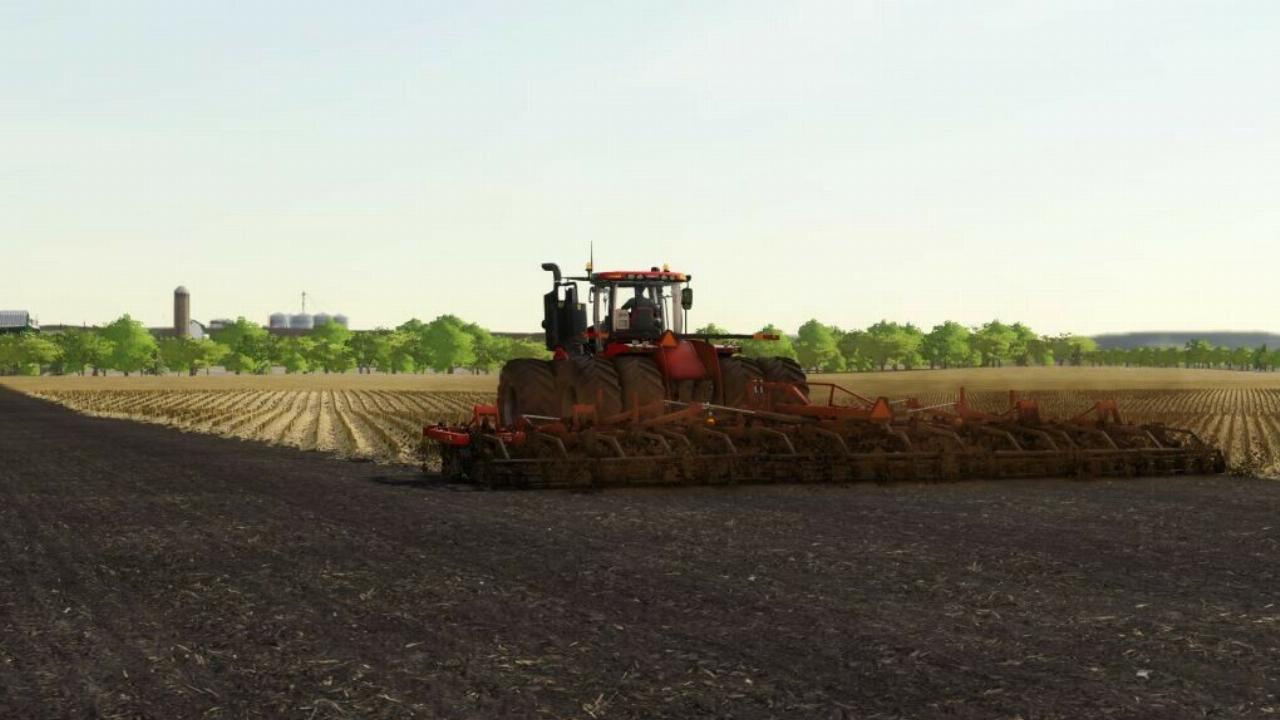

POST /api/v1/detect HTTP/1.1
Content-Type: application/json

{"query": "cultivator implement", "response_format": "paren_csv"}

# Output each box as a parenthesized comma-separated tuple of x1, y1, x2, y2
(422, 381, 1225, 489)
(431, 258, 1224, 488)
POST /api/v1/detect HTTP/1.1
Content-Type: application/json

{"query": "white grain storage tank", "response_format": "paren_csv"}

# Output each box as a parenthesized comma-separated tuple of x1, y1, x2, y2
(289, 313, 314, 330)
(334, 314, 349, 328)
(269, 313, 288, 329)
(313, 312, 333, 327)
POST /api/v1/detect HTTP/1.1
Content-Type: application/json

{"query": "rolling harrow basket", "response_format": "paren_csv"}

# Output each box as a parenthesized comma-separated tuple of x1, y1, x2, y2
(423, 381, 1225, 489)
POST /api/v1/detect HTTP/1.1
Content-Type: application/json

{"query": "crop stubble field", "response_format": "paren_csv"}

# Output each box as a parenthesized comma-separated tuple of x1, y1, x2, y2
(5, 367, 1280, 474)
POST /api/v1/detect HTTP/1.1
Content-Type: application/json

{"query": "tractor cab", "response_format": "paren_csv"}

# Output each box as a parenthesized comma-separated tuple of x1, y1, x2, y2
(589, 269, 691, 344)
(539, 263, 692, 355)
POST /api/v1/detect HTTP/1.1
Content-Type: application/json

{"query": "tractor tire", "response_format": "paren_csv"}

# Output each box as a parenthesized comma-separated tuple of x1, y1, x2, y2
(614, 356, 666, 414)
(719, 356, 764, 408)
(572, 356, 624, 421)
(497, 359, 559, 426)
(755, 356, 810, 403)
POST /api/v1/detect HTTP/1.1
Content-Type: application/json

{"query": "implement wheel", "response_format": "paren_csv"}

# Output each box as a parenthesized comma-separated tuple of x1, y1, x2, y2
(755, 356, 810, 402)
(720, 356, 764, 408)
(497, 359, 559, 426)
(573, 356, 624, 421)
(615, 356, 666, 415)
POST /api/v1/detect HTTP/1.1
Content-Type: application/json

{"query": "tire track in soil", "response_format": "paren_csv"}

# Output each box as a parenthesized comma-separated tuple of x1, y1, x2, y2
(0, 393, 578, 716)
(0, 399, 438, 714)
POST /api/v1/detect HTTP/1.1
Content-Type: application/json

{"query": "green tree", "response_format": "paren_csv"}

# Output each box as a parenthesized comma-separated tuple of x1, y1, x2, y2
(1025, 336, 1055, 366)
(212, 318, 272, 374)
(100, 315, 159, 375)
(158, 337, 205, 375)
(861, 321, 921, 371)
(795, 320, 844, 372)
(308, 320, 355, 373)
(1048, 334, 1097, 367)
(271, 336, 315, 374)
(503, 338, 551, 361)
(836, 330, 874, 372)
(348, 331, 384, 374)
(1006, 323, 1040, 366)
(395, 319, 432, 371)
(462, 323, 502, 374)
(921, 322, 972, 369)
(1184, 339, 1212, 368)
(193, 340, 228, 375)
(422, 315, 476, 373)
(54, 329, 113, 376)
(1229, 346, 1251, 371)
(740, 324, 797, 360)
(969, 321, 1016, 367)
(1254, 344, 1272, 371)
(378, 330, 419, 373)
(693, 323, 730, 335)
(0, 336, 19, 374)
(0, 334, 61, 375)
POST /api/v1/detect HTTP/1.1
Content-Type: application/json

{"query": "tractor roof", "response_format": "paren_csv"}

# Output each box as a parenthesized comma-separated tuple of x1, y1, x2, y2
(590, 270, 689, 283)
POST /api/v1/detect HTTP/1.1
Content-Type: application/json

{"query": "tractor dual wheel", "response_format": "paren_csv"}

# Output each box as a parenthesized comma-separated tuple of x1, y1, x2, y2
(572, 356, 624, 421)
(719, 356, 809, 408)
(497, 359, 559, 427)
(755, 356, 810, 402)
(614, 356, 666, 415)
(719, 356, 764, 408)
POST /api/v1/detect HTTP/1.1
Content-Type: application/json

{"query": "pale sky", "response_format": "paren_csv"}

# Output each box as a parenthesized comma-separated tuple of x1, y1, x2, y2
(2, 1, 1277, 335)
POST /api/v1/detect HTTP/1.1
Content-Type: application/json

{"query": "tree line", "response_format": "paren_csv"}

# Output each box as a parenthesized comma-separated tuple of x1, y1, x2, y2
(4, 314, 1280, 376)
(0, 315, 547, 376)
(713, 320, 1280, 373)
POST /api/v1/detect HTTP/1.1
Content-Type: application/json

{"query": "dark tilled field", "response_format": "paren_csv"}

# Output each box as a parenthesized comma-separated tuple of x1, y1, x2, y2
(1, 389, 1278, 719)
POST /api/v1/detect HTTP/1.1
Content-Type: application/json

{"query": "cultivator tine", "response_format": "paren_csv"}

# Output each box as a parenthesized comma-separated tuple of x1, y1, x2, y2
(424, 380, 1226, 489)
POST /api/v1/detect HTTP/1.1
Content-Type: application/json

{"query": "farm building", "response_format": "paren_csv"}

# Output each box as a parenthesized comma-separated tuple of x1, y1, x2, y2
(0, 311, 37, 334)
(148, 320, 207, 341)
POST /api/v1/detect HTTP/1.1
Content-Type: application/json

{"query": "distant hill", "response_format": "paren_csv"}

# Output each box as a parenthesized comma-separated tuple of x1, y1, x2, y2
(1092, 331, 1280, 350)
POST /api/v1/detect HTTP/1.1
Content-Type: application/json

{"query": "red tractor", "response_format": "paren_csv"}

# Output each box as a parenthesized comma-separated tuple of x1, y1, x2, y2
(496, 262, 805, 426)
(424, 261, 1223, 488)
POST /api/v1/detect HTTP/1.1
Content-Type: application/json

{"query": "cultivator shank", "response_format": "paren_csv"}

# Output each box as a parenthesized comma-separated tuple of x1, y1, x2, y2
(423, 382, 1225, 489)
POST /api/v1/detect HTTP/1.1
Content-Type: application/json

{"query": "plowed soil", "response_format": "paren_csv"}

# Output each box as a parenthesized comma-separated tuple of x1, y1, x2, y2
(12, 367, 1280, 474)
(2, 387, 1278, 719)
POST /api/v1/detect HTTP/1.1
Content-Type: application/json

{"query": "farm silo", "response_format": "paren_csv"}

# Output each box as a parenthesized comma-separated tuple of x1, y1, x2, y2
(313, 312, 333, 327)
(269, 313, 288, 329)
(174, 286, 191, 338)
(334, 314, 349, 328)
(289, 313, 314, 330)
